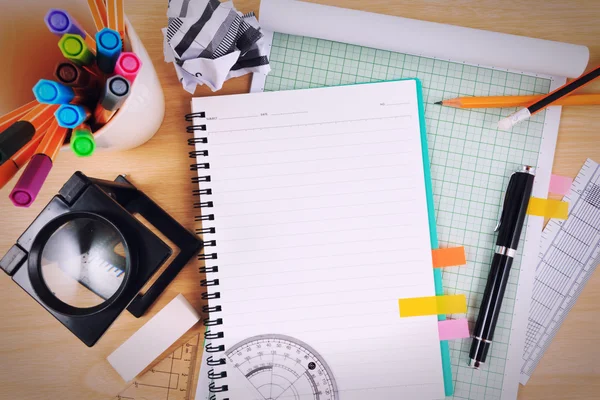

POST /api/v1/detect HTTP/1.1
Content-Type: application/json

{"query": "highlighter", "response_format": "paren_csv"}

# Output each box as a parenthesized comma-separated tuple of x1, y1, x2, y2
(10, 120, 69, 207)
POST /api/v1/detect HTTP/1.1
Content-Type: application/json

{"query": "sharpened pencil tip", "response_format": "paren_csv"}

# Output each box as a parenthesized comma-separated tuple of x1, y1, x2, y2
(434, 101, 442, 105)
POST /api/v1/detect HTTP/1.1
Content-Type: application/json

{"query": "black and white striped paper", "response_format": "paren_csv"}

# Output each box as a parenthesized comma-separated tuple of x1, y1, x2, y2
(164, 0, 270, 92)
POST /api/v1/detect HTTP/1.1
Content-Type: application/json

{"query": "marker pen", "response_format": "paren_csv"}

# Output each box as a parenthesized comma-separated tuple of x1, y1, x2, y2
(70, 123, 95, 157)
(59, 34, 97, 67)
(33, 79, 90, 105)
(0, 104, 59, 165)
(115, 52, 142, 83)
(87, 0, 108, 31)
(0, 134, 44, 190)
(55, 104, 91, 129)
(0, 100, 38, 133)
(45, 9, 96, 50)
(54, 62, 94, 87)
(94, 75, 130, 125)
(96, 28, 122, 74)
(10, 120, 69, 207)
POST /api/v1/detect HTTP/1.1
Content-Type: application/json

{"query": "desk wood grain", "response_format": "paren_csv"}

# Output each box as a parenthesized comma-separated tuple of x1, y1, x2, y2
(0, 1, 598, 399)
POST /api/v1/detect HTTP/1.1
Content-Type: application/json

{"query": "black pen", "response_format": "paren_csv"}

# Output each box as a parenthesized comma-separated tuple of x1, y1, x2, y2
(469, 165, 535, 369)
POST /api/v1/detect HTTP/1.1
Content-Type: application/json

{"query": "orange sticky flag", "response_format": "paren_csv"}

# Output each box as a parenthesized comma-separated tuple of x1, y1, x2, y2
(432, 247, 467, 268)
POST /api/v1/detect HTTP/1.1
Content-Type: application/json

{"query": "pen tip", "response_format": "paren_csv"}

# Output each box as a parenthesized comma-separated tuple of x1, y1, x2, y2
(434, 101, 442, 105)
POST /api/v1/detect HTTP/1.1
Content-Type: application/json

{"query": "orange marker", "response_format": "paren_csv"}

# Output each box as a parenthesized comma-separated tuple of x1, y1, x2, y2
(0, 104, 58, 164)
(0, 100, 38, 133)
(10, 120, 69, 207)
(87, 0, 108, 31)
(107, 0, 125, 43)
(0, 134, 44, 190)
(33, 120, 69, 162)
(94, 103, 116, 125)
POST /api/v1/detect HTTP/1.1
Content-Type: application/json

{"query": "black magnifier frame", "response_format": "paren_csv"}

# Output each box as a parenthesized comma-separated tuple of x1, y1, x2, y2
(1, 172, 203, 347)
(27, 212, 134, 317)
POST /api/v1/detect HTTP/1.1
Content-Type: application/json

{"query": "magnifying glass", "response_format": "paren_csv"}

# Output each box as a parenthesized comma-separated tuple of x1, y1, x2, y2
(1, 172, 203, 346)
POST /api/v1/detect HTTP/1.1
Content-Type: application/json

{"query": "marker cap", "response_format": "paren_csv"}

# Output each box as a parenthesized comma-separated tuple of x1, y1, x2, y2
(33, 79, 75, 104)
(115, 52, 142, 83)
(59, 34, 95, 66)
(9, 154, 53, 207)
(45, 9, 86, 37)
(55, 62, 91, 87)
(96, 28, 123, 74)
(70, 129, 96, 157)
(100, 76, 131, 111)
(0, 121, 35, 165)
(55, 105, 89, 129)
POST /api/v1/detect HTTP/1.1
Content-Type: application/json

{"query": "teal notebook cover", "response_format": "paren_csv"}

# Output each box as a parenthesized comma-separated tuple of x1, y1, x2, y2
(412, 78, 454, 396)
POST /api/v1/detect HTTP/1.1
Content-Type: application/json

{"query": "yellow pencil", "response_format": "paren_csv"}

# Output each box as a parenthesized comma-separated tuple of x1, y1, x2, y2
(107, 0, 125, 43)
(87, 0, 108, 31)
(435, 94, 600, 109)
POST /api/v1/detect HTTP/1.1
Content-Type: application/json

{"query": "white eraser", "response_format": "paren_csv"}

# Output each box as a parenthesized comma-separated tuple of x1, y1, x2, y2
(497, 108, 531, 131)
(107, 294, 201, 382)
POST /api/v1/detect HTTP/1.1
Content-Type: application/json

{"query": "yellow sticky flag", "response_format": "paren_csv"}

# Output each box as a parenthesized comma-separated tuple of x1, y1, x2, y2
(399, 294, 467, 317)
(527, 198, 568, 219)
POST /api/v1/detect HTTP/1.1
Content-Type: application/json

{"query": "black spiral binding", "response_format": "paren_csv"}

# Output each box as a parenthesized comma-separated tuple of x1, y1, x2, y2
(187, 112, 229, 400)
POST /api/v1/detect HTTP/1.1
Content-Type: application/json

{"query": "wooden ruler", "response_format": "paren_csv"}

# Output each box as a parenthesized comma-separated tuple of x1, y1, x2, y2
(116, 333, 202, 400)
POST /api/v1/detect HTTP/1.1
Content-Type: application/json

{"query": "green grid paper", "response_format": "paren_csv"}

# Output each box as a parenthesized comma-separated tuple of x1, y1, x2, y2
(263, 33, 551, 400)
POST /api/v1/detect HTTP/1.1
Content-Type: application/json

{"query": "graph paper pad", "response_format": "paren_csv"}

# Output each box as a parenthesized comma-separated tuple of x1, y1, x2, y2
(252, 32, 562, 400)
(521, 159, 600, 384)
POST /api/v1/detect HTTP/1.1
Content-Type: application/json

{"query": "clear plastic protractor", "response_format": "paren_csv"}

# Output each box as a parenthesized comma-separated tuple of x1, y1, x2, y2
(225, 334, 338, 400)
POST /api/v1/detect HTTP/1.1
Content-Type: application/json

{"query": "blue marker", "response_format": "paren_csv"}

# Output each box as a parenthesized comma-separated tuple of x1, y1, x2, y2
(33, 80, 76, 104)
(44, 9, 86, 38)
(96, 28, 122, 74)
(55, 105, 90, 129)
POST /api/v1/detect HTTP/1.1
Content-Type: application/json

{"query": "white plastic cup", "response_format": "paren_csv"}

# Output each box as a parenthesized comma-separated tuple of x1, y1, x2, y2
(0, 0, 165, 151)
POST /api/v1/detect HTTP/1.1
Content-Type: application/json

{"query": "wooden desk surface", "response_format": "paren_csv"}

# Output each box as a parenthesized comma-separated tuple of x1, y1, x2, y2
(0, 1, 598, 399)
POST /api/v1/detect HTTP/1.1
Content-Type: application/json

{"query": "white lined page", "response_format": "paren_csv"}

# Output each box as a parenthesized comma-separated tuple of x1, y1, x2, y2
(193, 81, 444, 399)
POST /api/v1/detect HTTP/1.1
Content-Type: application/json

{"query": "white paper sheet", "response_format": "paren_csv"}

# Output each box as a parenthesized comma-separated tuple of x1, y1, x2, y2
(258, 0, 588, 79)
(194, 80, 447, 399)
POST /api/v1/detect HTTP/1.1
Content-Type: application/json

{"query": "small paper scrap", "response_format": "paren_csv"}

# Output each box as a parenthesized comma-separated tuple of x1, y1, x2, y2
(438, 319, 470, 340)
(399, 294, 467, 317)
(432, 247, 466, 268)
(527, 197, 569, 219)
(549, 174, 573, 196)
(163, 0, 271, 93)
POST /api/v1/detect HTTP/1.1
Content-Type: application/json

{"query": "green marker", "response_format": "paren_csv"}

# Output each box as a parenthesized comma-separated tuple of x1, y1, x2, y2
(70, 125, 95, 157)
(59, 34, 95, 66)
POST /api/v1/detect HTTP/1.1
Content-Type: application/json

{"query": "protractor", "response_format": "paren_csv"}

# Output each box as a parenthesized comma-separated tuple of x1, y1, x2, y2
(225, 334, 338, 400)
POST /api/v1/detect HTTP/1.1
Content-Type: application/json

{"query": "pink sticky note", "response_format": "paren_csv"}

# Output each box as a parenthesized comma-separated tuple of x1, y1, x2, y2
(438, 319, 470, 341)
(549, 174, 573, 196)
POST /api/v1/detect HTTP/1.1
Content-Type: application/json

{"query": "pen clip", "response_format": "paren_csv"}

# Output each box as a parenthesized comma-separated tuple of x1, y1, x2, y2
(495, 172, 517, 232)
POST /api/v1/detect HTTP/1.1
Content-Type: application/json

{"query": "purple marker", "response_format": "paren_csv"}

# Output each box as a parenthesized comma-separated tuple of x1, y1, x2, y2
(9, 155, 53, 207)
(44, 9, 87, 38)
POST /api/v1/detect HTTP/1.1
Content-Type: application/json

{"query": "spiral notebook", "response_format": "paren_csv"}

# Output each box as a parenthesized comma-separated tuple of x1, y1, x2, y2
(190, 80, 447, 399)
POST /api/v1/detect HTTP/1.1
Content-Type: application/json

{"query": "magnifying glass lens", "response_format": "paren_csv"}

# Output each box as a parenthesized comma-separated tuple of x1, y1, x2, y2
(40, 217, 128, 308)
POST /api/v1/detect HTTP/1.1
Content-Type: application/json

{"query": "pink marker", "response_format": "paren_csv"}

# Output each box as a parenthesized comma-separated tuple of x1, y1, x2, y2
(114, 52, 142, 83)
(9, 156, 52, 207)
